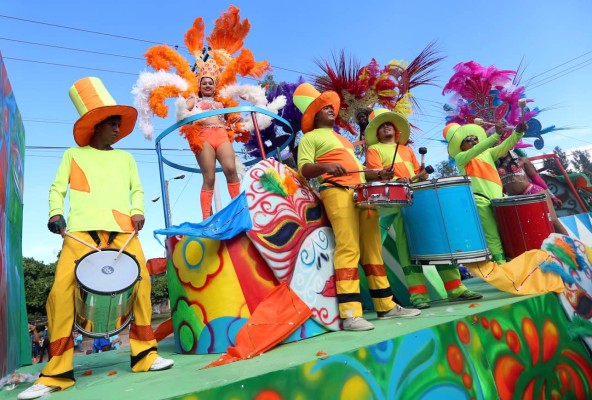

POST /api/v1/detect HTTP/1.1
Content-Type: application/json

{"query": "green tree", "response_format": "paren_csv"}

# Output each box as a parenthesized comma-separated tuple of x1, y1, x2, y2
(433, 160, 459, 178)
(151, 274, 169, 305)
(571, 149, 592, 179)
(22, 257, 56, 319)
(543, 146, 572, 175)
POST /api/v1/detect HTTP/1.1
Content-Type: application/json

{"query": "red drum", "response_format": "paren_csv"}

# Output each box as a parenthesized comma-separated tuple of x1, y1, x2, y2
(353, 181, 412, 209)
(491, 193, 554, 259)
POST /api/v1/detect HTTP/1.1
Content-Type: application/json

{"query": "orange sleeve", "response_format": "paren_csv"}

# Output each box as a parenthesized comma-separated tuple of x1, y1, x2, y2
(366, 149, 383, 170)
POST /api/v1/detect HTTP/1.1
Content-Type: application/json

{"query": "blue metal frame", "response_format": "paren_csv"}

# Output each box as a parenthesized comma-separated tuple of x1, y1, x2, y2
(155, 106, 295, 227)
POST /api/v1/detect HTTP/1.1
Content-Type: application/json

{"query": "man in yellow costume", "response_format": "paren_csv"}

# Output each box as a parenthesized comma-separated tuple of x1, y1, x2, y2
(365, 109, 482, 308)
(294, 83, 420, 331)
(18, 77, 174, 400)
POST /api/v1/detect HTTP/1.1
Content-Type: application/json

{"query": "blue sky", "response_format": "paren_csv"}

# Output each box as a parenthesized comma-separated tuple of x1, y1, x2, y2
(1, 1, 591, 263)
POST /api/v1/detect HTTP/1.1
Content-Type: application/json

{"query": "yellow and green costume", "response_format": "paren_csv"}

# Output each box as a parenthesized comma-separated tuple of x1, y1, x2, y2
(444, 123, 524, 263)
(38, 147, 158, 390)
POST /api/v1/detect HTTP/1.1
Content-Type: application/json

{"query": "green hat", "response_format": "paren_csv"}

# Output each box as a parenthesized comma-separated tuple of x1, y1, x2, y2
(443, 123, 487, 158)
(365, 108, 410, 146)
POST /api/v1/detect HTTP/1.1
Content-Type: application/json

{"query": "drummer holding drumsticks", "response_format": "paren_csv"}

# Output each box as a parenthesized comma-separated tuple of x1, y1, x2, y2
(365, 109, 482, 309)
(18, 77, 174, 400)
(443, 120, 526, 265)
(294, 83, 420, 332)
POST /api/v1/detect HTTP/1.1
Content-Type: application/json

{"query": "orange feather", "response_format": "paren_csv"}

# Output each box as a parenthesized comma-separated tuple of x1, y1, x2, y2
(149, 86, 183, 118)
(207, 5, 250, 54)
(184, 18, 205, 56)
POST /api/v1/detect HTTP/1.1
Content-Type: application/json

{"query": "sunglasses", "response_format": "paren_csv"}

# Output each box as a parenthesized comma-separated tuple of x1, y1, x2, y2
(463, 135, 478, 143)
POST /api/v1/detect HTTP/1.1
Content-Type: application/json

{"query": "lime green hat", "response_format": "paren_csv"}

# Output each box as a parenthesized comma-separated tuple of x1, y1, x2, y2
(365, 108, 410, 146)
(443, 123, 487, 158)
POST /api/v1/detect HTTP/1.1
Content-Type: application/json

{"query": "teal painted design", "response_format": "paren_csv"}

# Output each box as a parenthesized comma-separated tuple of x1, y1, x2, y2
(0, 51, 28, 377)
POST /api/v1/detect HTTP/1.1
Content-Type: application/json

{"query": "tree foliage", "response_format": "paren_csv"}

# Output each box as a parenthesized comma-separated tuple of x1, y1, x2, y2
(542, 146, 572, 175)
(22, 257, 56, 319)
(571, 149, 592, 179)
(433, 160, 459, 178)
(151, 274, 169, 305)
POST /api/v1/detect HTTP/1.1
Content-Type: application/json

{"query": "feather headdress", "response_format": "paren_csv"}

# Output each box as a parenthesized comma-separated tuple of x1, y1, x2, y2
(312, 41, 444, 141)
(131, 6, 272, 143)
(442, 61, 563, 149)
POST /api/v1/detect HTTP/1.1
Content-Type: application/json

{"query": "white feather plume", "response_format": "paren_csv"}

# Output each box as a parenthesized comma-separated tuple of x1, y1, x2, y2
(131, 70, 189, 140)
(218, 84, 287, 131)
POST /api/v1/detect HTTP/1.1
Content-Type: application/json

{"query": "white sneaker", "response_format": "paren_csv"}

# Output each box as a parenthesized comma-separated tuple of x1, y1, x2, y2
(17, 383, 59, 400)
(378, 305, 421, 320)
(149, 356, 174, 371)
(343, 317, 375, 331)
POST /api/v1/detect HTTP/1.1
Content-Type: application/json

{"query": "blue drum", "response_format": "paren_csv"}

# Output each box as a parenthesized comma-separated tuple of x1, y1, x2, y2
(402, 176, 490, 265)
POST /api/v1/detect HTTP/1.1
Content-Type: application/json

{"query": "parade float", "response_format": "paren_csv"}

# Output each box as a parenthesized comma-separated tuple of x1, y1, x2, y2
(2, 7, 592, 400)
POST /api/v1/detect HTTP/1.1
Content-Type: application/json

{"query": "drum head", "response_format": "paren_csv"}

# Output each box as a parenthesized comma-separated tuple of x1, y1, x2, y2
(491, 193, 547, 206)
(411, 175, 471, 191)
(75, 249, 140, 294)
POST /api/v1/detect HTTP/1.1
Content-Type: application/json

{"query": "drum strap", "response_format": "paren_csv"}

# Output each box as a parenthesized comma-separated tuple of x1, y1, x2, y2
(87, 231, 119, 246)
(88, 231, 101, 246)
(107, 232, 119, 245)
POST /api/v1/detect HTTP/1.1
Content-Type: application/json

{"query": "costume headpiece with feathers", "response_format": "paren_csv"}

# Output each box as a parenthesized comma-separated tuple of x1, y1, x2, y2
(312, 41, 444, 143)
(132, 6, 283, 153)
(442, 61, 564, 150)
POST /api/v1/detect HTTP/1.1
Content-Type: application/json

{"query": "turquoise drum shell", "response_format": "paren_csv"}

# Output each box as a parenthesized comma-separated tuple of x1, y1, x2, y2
(402, 176, 490, 265)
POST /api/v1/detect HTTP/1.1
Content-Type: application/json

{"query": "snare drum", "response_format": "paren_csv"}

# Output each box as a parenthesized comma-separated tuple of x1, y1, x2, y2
(74, 249, 140, 338)
(491, 193, 554, 259)
(402, 176, 490, 264)
(353, 181, 412, 209)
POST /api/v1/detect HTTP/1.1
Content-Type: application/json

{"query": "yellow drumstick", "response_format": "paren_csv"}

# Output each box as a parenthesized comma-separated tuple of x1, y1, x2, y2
(114, 230, 136, 260)
(64, 231, 101, 252)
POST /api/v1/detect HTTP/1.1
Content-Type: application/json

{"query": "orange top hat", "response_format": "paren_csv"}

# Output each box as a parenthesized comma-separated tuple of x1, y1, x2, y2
(69, 77, 137, 146)
(293, 83, 340, 133)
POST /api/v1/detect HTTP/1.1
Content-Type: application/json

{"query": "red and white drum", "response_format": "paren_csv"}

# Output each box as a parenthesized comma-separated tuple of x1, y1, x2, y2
(353, 182, 412, 209)
(491, 193, 554, 259)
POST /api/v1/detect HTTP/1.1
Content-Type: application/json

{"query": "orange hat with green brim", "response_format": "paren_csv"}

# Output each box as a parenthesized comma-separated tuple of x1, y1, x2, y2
(293, 83, 340, 133)
(365, 108, 410, 146)
(443, 123, 487, 158)
(69, 77, 137, 146)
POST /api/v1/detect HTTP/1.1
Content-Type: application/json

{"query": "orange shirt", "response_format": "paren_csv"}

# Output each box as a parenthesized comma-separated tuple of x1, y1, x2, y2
(366, 143, 420, 179)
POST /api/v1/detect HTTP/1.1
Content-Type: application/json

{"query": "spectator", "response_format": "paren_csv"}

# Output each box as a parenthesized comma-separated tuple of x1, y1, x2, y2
(38, 324, 50, 363)
(110, 335, 122, 351)
(72, 331, 83, 352)
(29, 323, 40, 364)
(92, 337, 111, 353)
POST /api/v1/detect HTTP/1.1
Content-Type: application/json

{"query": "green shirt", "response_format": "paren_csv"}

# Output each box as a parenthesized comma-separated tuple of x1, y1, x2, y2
(49, 146, 144, 233)
(455, 131, 524, 199)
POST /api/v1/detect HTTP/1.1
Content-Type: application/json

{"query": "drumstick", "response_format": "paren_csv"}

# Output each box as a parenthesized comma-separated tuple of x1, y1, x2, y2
(114, 231, 136, 261)
(389, 142, 401, 171)
(419, 147, 427, 169)
(346, 169, 380, 174)
(518, 99, 527, 123)
(473, 118, 496, 127)
(410, 165, 435, 182)
(64, 231, 101, 252)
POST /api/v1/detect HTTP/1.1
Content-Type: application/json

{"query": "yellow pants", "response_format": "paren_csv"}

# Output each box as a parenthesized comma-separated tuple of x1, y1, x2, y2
(37, 231, 158, 390)
(321, 188, 397, 318)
